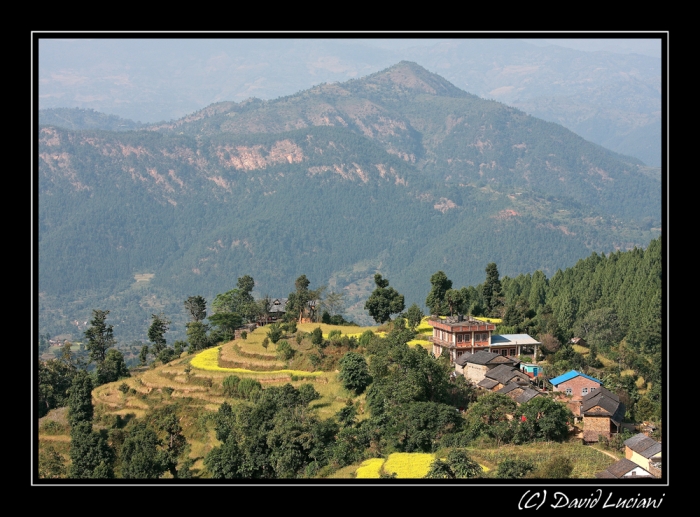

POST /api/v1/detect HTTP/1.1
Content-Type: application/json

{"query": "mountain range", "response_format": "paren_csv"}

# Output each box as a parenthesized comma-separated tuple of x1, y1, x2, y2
(37, 61, 661, 341)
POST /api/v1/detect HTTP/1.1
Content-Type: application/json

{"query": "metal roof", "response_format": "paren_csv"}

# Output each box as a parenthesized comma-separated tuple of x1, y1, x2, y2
(624, 434, 662, 458)
(549, 370, 602, 386)
(603, 458, 654, 479)
(490, 334, 541, 345)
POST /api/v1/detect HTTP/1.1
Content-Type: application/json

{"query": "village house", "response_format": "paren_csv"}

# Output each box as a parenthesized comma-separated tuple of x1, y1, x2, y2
(455, 350, 520, 383)
(624, 433, 662, 478)
(428, 315, 540, 362)
(580, 387, 626, 443)
(497, 382, 543, 404)
(477, 363, 531, 391)
(549, 370, 602, 399)
(595, 458, 654, 479)
(570, 337, 588, 348)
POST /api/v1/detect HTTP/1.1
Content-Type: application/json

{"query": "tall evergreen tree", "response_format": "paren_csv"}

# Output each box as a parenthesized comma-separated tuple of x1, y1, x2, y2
(148, 312, 170, 355)
(482, 263, 502, 316)
(426, 271, 452, 315)
(84, 309, 115, 367)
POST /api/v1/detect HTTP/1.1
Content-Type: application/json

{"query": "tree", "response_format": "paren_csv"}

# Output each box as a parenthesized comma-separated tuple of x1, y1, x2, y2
(119, 422, 166, 479)
(338, 352, 372, 395)
(69, 422, 115, 479)
(286, 275, 323, 323)
(444, 289, 464, 317)
(515, 396, 573, 443)
(405, 303, 424, 331)
(97, 348, 130, 385)
(138, 344, 149, 366)
(84, 309, 116, 367)
(266, 323, 283, 344)
(68, 370, 94, 427)
(426, 271, 452, 315)
(208, 312, 242, 342)
(186, 321, 210, 351)
(320, 290, 346, 319)
(482, 263, 502, 316)
(38, 354, 77, 417)
(67, 371, 115, 479)
(148, 313, 170, 355)
(365, 274, 405, 324)
(184, 295, 207, 322)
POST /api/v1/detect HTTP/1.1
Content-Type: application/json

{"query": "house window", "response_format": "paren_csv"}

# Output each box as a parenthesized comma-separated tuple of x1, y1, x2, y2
(582, 388, 588, 395)
(590, 387, 596, 392)
(457, 334, 463, 343)
(565, 388, 572, 395)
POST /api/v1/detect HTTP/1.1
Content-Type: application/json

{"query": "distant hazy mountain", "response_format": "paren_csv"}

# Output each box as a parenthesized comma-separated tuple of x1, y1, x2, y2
(38, 62, 660, 341)
(39, 108, 145, 131)
(38, 38, 662, 166)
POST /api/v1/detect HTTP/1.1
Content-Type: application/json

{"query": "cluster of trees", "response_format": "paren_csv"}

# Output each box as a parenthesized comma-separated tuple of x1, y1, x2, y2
(39, 310, 131, 418)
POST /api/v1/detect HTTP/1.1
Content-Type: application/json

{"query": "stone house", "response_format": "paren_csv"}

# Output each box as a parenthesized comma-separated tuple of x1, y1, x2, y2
(456, 350, 519, 383)
(624, 433, 662, 478)
(477, 363, 530, 391)
(580, 387, 626, 443)
(549, 370, 602, 399)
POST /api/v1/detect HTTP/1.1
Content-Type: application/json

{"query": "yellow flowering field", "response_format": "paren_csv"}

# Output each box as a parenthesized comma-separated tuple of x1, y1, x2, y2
(383, 452, 435, 479)
(355, 458, 385, 478)
(190, 347, 322, 378)
(407, 339, 432, 351)
(474, 316, 502, 324)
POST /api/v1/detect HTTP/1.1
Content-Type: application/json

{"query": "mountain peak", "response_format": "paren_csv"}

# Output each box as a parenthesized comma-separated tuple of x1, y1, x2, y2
(362, 61, 467, 98)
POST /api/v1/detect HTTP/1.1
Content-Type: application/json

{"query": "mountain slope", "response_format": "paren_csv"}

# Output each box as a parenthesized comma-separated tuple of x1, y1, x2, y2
(37, 62, 661, 340)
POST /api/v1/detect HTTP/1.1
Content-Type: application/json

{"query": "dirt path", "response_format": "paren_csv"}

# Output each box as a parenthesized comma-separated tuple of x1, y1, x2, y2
(589, 445, 620, 461)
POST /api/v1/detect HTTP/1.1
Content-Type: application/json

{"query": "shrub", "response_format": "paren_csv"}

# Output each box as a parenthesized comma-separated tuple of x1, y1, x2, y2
(240, 331, 247, 340)
(276, 340, 295, 361)
(118, 382, 130, 394)
(497, 458, 535, 479)
(310, 327, 324, 347)
(358, 330, 374, 347)
(222, 375, 241, 397)
(237, 378, 262, 400)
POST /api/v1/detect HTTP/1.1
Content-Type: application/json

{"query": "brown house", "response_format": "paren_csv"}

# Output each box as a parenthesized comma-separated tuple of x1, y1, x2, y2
(429, 315, 540, 362)
(477, 363, 530, 391)
(580, 387, 626, 443)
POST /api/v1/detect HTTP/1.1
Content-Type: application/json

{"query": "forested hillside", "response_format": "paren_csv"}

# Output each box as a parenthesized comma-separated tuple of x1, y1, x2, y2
(38, 62, 661, 342)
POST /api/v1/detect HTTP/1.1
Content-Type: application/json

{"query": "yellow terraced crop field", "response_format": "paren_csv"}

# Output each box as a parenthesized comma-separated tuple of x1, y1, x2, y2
(382, 452, 435, 479)
(190, 347, 323, 378)
(355, 458, 385, 478)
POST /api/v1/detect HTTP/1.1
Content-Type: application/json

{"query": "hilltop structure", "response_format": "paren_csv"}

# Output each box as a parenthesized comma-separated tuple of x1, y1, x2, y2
(428, 315, 540, 363)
